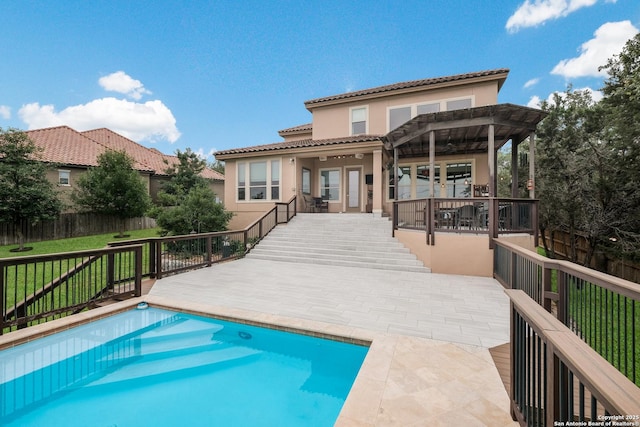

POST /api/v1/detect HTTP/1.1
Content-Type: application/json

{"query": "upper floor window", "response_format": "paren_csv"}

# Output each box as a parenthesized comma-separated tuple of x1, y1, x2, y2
(237, 160, 281, 201)
(351, 107, 367, 135)
(446, 98, 472, 111)
(58, 170, 70, 186)
(387, 98, 471, 131)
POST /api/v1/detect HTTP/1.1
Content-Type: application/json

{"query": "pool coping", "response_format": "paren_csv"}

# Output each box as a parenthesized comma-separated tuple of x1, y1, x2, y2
(0, 296, 517, 426)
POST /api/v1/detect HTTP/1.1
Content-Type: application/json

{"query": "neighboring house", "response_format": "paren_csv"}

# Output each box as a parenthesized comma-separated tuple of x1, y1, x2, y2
(26, 126, 224, 212)
(215, 68, 546, 276)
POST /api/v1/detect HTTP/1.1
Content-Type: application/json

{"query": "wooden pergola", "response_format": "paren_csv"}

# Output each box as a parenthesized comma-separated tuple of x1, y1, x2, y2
(382, 103, 547, 198)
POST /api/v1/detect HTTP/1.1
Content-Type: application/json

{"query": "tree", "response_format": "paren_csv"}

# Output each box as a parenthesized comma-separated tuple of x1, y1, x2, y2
(155, 184, 232, 235)
(210, 158, 225, 174)
(597, 33, 640, 260)
(536, 88, 599, 263)
(0, 128, 62, 251)
(151, 148, 232, 236)
(72, 150, 151, 237)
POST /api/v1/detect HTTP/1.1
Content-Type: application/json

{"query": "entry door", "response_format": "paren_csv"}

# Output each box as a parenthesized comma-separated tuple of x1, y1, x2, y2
(346, 168, 361, 213)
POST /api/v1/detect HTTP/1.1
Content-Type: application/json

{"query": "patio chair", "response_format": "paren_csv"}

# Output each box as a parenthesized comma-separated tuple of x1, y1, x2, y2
(456, 204, 477, 229)
(303, 195, 316, 212)
(313, 197, 329, 213)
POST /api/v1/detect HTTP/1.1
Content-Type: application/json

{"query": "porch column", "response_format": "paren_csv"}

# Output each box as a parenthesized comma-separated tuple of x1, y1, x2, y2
(488, 124, 496, 197)
(372, 149, 383, 217)
(529, 133, 535, 199)
(429, 130, 435, 197)
(511, 139, 519, 198)
(393, 147, 398, 200)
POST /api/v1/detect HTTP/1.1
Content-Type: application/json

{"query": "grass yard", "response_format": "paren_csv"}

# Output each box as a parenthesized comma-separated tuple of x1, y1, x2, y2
(0, 228, 161, 258)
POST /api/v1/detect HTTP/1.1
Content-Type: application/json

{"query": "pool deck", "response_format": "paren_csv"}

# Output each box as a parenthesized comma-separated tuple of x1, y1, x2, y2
(147, 258, 518, 426)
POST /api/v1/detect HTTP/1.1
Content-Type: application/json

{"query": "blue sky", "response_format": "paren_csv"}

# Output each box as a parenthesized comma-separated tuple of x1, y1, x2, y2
(1, 0, 638, 161)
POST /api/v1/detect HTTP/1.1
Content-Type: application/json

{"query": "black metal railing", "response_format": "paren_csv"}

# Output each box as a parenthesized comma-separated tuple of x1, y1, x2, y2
(1, 197, 297, 333)
(1, 245, 143, 334)
(107, 196, 297, 280)
(393, 197, 538, 245)
(495, 239, 640, 387)
(508, 289, 640, 426)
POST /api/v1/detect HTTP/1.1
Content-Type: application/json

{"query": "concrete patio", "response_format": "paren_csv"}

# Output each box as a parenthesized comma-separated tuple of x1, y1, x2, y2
(149, 257, 517, 426)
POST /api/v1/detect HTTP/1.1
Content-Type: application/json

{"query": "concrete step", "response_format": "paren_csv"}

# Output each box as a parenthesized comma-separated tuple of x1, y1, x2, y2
(247, 213, 430, 273)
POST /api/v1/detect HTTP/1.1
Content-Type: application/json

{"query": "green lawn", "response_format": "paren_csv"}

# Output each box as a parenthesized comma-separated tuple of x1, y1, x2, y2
(0, 228, 161, 258)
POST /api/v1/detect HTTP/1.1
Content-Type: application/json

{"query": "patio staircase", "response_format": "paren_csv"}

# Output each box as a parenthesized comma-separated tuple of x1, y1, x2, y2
(246, 213, 430, 273)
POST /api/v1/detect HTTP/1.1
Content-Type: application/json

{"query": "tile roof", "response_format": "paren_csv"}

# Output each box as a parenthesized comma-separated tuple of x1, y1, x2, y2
(277, 123, 312, 136)
(26, 126, 155, 171)
(84, 128, 224, 181)
(304, 68, 509, 107)
(25, 126, 223, 180)
(214, 134, 383, 157)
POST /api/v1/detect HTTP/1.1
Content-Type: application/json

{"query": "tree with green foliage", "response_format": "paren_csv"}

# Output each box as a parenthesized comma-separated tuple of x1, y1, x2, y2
(0, 128, 62, 251)
(536, 88, 598, 263)
(598, 33, 640, 260)
(151, 148, 232, 236)
(72, 150, 151, 237)
(210, 158, 225, 174)
(155, 184, 232, 235)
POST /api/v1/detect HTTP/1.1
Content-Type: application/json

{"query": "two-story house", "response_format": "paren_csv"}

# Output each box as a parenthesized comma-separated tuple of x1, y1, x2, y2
(214, 69, 546, 276)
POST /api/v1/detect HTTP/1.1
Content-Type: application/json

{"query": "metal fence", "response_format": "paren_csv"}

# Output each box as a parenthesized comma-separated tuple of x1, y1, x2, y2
(1, 245, 143, 334)
(494, 239, 640, 387)
(508, 289, 640, 426)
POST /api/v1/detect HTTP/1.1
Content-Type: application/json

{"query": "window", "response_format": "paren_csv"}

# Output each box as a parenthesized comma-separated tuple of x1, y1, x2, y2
(237, 163, 246, 200)
(389, 106, 411, 131)
(270, 160, 279, 200)
(237, 160, 281, 201)
(417, 103, 440, 114)
(301, 168, 311, 195)
(397, 166, 412, 199)
(445, 162, 472, 198)
(58, 170, 70, 186)
(320, 169, 340, 200)
(387, 161, 472, 200)
(416, 164, 440, 198)
(446, 98, 472, 111)
(351, 107, 367, 135)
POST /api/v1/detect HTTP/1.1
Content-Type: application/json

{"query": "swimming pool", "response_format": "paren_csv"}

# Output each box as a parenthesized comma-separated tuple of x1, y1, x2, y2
(0, 306, 369, 426)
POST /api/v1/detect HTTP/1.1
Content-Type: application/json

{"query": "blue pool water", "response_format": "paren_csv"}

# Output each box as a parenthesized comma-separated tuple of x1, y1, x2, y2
(0, 307, 368, 427)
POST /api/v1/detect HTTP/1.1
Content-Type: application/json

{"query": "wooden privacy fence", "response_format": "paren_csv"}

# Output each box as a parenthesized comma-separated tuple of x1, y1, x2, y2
(542, 230, 640, 284)
(0, 213, 157, 246)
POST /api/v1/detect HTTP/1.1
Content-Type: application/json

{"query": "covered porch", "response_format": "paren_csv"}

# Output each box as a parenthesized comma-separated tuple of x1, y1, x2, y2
(383, 103, 546, 241)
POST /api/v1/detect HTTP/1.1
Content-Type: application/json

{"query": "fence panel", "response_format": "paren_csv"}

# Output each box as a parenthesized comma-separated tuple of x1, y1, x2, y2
(0, 214, 156, 246)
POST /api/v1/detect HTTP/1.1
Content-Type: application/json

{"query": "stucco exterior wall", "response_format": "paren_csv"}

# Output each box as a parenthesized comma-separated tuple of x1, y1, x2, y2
(312, 80, 500, 140)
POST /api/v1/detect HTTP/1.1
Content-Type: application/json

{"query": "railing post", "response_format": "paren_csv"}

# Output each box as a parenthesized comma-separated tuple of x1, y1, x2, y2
(134, 245, 142, 297)
(556, 268, 566, 323)
(542, 264, 553, 313)
(392, 202, 398, 237)
(0, 261, 4, 335)
(206, 236, 212, 267)
(149, 240, 157, 279)
(155, 240, 163, 280)
(107, 252, 115, 290)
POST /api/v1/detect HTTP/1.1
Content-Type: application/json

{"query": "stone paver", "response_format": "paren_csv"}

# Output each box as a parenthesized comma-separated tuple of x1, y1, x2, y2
(150, 258, 510, 348)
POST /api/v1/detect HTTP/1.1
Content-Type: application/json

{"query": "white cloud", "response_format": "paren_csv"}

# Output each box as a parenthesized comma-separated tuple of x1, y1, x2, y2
(528, 86, 603, 107)
(506, 0, 599, 33)
(551, 21, 638, 78)
(19, 97, 181, 143)
(527, 95, 543, 108)
(0, 105, 10, 119)
(524, 78, 540, 88)
(98, 71, 151, 100)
